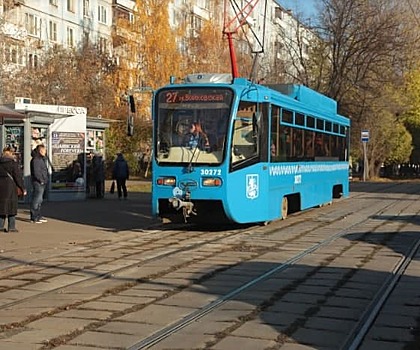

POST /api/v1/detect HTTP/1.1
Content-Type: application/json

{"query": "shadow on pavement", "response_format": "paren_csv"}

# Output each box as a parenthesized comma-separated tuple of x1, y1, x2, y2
(17, 191, 159, 233)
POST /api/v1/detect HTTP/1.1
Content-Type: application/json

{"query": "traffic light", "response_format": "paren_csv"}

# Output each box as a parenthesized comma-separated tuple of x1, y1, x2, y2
(128, 95, 136, 113)
(127, 94, 135, 136)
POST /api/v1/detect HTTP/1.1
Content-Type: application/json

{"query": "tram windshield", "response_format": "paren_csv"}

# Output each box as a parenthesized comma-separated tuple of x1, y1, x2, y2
(155, 88, 233, 165)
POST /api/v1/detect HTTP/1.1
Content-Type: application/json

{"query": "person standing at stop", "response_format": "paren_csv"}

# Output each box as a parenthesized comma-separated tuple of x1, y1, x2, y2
(112, 153, 129, 200)
(30, 144, 49, 223)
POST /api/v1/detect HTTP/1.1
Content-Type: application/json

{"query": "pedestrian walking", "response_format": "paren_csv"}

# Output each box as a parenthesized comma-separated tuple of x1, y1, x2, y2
(112, 153, 129, 200)
(30, 144, 49, 223)
(0, 146, 26, 233)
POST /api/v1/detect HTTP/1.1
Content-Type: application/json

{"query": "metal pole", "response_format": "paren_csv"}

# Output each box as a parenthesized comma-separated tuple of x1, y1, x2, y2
(363, 142, 368, 181)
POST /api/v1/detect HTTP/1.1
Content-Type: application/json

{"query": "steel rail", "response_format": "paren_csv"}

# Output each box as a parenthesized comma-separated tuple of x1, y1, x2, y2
(343, 235, 420, 350)
(127, 198, 405, 350)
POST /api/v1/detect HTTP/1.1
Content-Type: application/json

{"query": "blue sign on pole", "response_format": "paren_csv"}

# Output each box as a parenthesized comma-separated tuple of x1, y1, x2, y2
(361, 130, 369, 142)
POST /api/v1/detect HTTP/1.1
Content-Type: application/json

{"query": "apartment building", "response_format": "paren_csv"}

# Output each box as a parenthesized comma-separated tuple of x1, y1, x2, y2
(0, 0, 315, 81)
(0, 0, 112, 70)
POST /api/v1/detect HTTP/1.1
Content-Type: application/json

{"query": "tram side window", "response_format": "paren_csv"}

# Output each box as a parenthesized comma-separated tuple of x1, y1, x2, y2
(296, 113, 305, 126)
(331, 135, 346, 160)
(292, 128, 304, 160)
(276, 126, 305, 162)
(324, 134, 331, 157)
(307, 116, 315, 128)
(279, 126, 291, 161)
(338, 136, 347, 160)
(304, 130, 314, 159)
(232, 102, 260, 164)
(314, 132, 324, 157)
(282, 109, 293, 123)
(314, 132, 332, 158)
(270, 106, 281, 162)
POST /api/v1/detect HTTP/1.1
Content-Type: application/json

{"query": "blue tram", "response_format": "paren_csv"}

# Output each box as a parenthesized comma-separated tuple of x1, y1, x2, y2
(152, 74, 350, 224)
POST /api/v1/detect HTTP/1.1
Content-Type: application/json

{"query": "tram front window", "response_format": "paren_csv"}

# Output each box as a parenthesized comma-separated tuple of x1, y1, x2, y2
(155, 88, 233, 165)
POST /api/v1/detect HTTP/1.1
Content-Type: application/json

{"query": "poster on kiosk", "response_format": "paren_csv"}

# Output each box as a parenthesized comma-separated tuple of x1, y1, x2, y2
(49, 106, 87, 200)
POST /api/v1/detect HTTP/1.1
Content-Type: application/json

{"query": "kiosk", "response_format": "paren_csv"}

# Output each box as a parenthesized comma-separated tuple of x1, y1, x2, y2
(0, 102, 109, 201)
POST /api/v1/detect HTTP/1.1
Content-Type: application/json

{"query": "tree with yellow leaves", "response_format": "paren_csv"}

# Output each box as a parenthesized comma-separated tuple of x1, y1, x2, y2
(113, 0, 182, 95)
(185, 18, 229, 75)
(108, 0, 183, 175)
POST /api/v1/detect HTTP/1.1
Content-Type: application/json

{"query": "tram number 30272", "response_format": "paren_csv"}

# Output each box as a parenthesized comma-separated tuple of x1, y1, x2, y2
(200, 169, 222, 176)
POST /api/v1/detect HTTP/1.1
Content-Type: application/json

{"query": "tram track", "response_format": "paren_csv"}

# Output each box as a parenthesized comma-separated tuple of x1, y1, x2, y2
(0, 180, 399, 277)
(33, 186, 420, 348)
(342, 237, 420, 350)
(0, 191, 355, 303)
(126, 196, 420, 350)
(0, 181, 417, 349)
(0, 226, 193, 273)
(0, 227, 251, 310)
(0, 190, 383, 314)
(0, 178, 396, 274)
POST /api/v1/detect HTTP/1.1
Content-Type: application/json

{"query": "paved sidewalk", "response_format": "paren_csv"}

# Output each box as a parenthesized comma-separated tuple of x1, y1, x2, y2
(0, 187, 158, 253)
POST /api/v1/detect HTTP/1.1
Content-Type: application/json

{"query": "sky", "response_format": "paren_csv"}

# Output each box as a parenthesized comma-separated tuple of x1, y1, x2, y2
(277, 0, 318, 23)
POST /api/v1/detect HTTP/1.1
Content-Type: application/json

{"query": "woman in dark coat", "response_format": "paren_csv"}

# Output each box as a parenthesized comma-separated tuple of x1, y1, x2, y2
(0, 147, 26, 233)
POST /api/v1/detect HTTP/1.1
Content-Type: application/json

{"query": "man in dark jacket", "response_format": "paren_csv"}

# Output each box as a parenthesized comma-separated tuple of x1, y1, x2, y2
(112, 153, 129, 199)
(30, 144, 49, 223)
(0, 147, 26, 232)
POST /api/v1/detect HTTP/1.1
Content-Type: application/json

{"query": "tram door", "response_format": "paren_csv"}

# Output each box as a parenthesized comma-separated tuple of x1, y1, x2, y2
(229, 102, 270, 223)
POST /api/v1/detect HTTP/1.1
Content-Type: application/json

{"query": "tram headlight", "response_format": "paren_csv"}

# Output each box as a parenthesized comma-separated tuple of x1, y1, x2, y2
(156, 176, 176, 186)
(202, 177, 222, 187)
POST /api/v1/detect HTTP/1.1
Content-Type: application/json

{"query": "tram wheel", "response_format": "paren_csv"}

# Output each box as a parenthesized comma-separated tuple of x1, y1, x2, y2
(281, 196, 288, 220)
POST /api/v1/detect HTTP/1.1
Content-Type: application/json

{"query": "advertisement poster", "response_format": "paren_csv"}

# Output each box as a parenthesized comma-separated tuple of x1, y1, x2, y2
(31, 127, 48, 150)
(5, 126, 24, 169)
(86, 129, 104, 154)
(51, 131, 85, 191)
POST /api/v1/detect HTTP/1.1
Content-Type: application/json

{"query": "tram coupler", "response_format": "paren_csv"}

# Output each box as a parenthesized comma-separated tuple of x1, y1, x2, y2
(168, 197, 197, 222)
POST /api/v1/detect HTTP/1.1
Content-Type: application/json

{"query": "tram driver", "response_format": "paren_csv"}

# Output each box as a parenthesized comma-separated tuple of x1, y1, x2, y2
(183, 122, 210, 151)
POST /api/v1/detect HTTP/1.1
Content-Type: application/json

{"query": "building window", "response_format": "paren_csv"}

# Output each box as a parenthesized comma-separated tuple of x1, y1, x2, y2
(3, 2, 13, 11)
(4, 46, 22, 64)
(98, 37, 107, 54)
(11, 48, 17, 63)
(25, 13, 40, 37)
(197, 0, 210, 10)
(28, 53, 39, 68)
(49, 21, 57, 42)
(98, 5, 107, 24)
(49, 0, 58, 6)
(4, 46, 10, 62)
(67, 27, 74, 47)
(83, 0, 90, 17)
(274, 7, 283, 20)
(67, 0, 75, 13)
(192, 15, 202, 32)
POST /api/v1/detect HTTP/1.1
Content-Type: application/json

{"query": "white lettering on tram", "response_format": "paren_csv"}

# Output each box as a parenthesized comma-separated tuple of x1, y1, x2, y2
(269, 163, 349, 176)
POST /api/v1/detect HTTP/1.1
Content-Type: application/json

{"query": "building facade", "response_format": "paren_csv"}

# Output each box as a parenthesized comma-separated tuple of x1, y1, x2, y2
(0, 0, 112, 71)
(0, 0, 316, 85)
